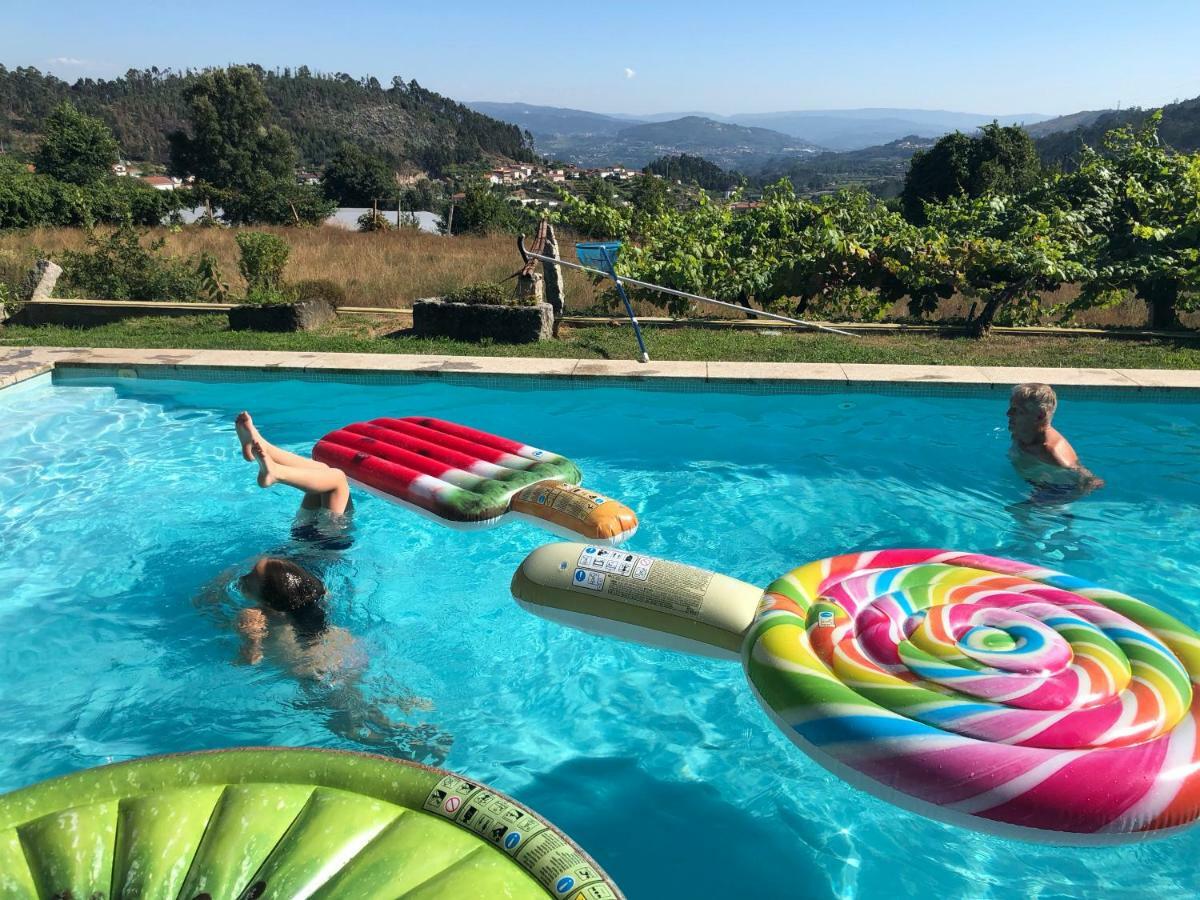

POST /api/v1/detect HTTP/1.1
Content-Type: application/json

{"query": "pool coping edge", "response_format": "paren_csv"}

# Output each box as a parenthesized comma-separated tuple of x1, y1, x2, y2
(3, 346, 1200, 390)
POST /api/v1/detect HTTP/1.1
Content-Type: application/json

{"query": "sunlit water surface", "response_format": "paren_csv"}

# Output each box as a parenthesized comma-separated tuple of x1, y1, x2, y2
(2, 371, 1200, 898)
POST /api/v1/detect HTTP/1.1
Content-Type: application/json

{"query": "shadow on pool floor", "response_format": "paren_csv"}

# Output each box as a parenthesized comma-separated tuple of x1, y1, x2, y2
(518, 755, 843, 900)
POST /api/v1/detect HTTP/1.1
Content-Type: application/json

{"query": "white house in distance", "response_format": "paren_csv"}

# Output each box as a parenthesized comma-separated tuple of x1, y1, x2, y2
(141, 175, 178, 191)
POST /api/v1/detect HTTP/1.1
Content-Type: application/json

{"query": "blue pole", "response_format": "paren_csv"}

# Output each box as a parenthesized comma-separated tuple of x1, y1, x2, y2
(599, 245, 650, 364)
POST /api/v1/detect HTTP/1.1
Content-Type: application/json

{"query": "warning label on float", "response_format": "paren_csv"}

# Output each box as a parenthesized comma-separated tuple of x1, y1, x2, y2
(515, 482, 606, 522)
(574, 546, 711, 617)
(573, 568, 607, 591)
(423, 777, 613, 899)
(514, 829, 602, 895)
(576, 546, 647, 578)
(611, 560, 712, 617)
(424, 775, 480, 818)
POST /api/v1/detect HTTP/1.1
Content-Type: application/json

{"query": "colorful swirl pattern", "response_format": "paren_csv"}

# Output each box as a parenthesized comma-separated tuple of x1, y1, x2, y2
(743, 549, 1200, 840)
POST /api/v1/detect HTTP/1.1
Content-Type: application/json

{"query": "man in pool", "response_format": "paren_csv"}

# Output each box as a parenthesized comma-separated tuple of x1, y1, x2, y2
(1007, 383, 1104, 499)
(235, 411, 351, 516)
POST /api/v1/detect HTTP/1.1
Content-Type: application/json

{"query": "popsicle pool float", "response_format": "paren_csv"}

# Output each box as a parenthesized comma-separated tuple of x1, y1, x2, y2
(0, 747, 622, 899)
(513, 544, 1200, 844)
(313, 416, 637, 543)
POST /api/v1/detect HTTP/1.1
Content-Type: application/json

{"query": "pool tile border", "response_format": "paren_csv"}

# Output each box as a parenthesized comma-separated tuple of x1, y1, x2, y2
(4, 346, 1200, 395)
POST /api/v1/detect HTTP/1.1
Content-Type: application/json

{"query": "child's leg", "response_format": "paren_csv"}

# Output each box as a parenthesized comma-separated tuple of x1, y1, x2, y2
(253, 441, 351, 515)
(236, 411, 326, 470)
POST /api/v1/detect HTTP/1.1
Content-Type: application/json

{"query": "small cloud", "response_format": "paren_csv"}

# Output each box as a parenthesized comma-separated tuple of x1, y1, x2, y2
(48, 57, 88, 66)
(623, 67, 636, 80)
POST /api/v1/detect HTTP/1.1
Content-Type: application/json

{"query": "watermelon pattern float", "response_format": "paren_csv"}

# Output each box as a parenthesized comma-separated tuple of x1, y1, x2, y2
(314, 417, 638, 543)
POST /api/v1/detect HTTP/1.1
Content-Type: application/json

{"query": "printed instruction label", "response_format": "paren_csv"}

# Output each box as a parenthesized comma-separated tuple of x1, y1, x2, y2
(573, 568, 607, 591)
(515, 482, 609, 522)
(575, 546, 712, 619)
(576, 546, 652, 580)
(424, 776, 615, 899)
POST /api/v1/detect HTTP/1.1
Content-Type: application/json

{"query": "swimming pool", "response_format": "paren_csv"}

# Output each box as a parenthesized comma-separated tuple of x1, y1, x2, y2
(2, 368, 1199, 898)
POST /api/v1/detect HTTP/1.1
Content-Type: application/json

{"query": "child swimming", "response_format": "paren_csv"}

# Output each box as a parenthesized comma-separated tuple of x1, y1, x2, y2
(198, 556, 452, 763)
(235, 411, 351, 516)
(234, 556, 339, 667)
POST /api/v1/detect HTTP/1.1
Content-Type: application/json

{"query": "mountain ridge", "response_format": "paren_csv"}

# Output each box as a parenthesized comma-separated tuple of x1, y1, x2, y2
(468, 100, 1057, 152)
(518, 114, 821, 170)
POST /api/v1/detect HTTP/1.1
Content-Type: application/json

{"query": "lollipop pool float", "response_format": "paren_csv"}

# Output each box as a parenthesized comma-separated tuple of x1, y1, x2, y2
(513, 545, 1200, 843)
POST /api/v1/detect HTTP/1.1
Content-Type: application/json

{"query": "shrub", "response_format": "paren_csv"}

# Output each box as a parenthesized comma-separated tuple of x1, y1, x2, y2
(196, 252, 231, 302)
(235, 231, 291, 304)
(442, 280, 534, 307)
(220, 182, 336, 227)
(291, 278, 347, 306)
(357, 209, 393, 232)
(57, 225, 205, 301)
(0, 156, 183, 230)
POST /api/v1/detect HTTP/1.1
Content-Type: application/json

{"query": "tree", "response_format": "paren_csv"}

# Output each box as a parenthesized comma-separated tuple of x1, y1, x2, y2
(322, 143, 394, 206)
(169, 66, 294, 191)
(901, 123, 1042, 224)
(34, 101, 120, 184)
(1065, 112, 1200, 330)
(167, 66, 332, 224)
(923, 192, 1091, 336)
(438, 181, 525, 235)
(629, 173, 670, 217)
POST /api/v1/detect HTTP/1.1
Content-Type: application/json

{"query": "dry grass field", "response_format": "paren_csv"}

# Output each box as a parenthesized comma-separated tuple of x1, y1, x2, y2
(0, 225, 605, 310)
(0, 224, 1176, 328)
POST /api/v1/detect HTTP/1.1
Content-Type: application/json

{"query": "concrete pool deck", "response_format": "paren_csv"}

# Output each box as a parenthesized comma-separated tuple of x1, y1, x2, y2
(5, 345, 1200, 391)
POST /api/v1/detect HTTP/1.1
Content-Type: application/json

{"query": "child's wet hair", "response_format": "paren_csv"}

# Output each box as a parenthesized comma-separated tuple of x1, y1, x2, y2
(258, 558, 326, 612)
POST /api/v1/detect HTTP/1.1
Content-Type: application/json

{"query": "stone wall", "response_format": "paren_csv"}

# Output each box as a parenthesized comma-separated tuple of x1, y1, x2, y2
(227, 297, 336, 332)
(412, 300, 553, 343)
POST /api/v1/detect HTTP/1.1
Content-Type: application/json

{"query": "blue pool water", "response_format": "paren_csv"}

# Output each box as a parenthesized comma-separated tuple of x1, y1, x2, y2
(3, 370, 1200, 898)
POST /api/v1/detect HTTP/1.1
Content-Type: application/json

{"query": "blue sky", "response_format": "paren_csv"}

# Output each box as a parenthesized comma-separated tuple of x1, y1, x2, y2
(3, 0, 1199, 115)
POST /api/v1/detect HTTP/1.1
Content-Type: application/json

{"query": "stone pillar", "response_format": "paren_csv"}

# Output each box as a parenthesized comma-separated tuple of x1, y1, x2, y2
(542, 223, 565, 320)
(515, 271, 545, 304)
(20, 259, 63, 303)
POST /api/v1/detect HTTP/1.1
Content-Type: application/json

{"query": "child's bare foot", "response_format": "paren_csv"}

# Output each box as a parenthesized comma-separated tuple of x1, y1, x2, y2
(252, 440, 277, 487)
(235, 411, 256, 461)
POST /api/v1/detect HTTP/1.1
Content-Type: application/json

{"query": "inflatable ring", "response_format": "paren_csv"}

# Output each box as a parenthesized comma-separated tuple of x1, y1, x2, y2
(314, 417, 637, 543)
(748, 549, 1200, 842)
(0, 747, 622, 899)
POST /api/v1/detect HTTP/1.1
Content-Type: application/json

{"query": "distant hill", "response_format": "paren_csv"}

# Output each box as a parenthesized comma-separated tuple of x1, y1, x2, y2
(755, 135, 937, 197)
(1032, 95, 1200, 166)
(0, 65, 536, 174)
(644, 153, 739, 191)
(1023, 109, 1114, 138)
(466, 101, 636, 136)
(472, 100, 1055, 154)
(504, 114, 820, 170)
(726, 109, 1052, 151)
(619, 116, 820, 153)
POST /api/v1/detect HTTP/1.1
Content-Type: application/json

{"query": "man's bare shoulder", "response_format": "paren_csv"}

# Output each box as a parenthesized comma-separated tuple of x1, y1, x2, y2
(1046, 428, 1080, 468)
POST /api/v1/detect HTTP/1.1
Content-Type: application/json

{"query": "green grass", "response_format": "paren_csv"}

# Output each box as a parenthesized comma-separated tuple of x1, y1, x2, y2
(5, 314, 1200, 368)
